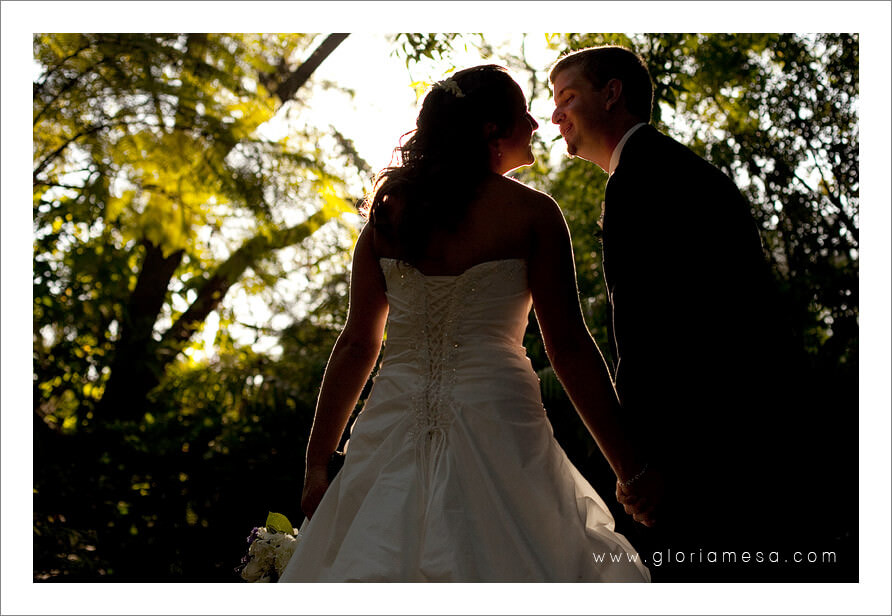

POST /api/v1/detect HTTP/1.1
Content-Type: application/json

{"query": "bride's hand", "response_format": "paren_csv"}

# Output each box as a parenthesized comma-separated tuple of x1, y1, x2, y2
(301, 465, 330, 520)
(615, 466, 664, 527)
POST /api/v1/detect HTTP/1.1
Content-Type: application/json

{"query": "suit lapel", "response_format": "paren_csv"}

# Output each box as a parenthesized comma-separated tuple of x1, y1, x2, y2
(600, 124, 654, 291)
(600, 126, 653, 377)
(601, 172, 621, 300)
(601, 176, 619, 374)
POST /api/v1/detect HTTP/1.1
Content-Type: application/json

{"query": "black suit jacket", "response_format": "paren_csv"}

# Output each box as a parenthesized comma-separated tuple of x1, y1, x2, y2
(600, 126, 845, 581)
(602, 124, 783, 532)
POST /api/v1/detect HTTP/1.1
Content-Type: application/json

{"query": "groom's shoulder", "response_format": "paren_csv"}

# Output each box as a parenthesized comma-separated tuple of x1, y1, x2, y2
(648, 128, 724, 169)
(629, 125, 700, 161)
(641, 127, 741, 186)
(643, 126, 702, 161)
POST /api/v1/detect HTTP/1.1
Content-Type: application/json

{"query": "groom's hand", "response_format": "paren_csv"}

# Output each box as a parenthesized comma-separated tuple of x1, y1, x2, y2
(616, 467, 664, 527)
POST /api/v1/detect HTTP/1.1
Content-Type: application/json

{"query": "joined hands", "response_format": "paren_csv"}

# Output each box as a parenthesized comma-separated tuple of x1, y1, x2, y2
(615, 465, 664, 528)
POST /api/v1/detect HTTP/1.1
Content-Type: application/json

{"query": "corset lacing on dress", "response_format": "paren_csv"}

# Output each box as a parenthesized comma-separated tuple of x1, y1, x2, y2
(381, 259, 493, 509)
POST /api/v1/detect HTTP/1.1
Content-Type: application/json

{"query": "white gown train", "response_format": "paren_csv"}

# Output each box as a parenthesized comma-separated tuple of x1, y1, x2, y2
(279, 258, 650, 582)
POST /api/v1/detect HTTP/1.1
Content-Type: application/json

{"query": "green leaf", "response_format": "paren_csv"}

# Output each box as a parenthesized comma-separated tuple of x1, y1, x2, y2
(266, 511, 293, 534)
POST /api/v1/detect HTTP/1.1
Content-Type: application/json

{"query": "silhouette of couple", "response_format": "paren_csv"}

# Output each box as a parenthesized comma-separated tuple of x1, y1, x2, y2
(278, 46, 805, 583)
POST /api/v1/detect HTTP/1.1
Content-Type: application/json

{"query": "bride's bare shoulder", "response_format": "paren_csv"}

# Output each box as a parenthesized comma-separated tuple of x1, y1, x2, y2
(484, 175, 559, 212)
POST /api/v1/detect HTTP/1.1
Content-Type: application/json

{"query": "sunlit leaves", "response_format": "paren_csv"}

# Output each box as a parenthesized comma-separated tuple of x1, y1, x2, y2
(390, 33, 460, 67)
(33, 33, 361, 431)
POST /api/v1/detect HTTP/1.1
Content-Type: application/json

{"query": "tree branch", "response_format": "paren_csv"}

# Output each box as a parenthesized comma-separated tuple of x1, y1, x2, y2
(158, 207, 336, 358)
(274, 33, 349, 103)
(32, 39, 94, 99)
(33, 124, 110, 182)
(805, 147, 859, 244)
(33, 55, 112, 127)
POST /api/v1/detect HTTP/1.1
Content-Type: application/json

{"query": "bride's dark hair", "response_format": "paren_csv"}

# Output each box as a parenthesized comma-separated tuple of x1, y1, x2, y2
(365, 65, 525, 264)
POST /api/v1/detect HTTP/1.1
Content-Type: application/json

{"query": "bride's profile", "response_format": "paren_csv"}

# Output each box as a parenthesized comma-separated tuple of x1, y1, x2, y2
(278, 64, 651, 582)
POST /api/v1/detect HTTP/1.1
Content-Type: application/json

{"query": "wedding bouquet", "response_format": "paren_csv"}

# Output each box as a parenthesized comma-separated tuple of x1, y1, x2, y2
(236, 512, 300, 582)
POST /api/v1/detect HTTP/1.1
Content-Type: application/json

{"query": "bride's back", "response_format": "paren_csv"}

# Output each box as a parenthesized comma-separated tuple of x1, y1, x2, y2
(372, 174, 550, 276)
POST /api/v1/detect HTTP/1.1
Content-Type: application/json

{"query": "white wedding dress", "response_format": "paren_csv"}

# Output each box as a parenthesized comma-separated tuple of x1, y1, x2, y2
(279, 258, 650, 582)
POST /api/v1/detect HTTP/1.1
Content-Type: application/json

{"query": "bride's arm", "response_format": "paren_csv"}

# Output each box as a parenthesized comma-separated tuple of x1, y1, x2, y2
(527, 196, 648, 486)
(301, 224, 389, 518)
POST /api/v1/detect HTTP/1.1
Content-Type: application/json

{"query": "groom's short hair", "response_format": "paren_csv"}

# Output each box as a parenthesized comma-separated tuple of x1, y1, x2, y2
(549, 46, 654, 122)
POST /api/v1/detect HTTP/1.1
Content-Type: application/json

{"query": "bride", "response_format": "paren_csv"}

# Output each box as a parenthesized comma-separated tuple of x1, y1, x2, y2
(279, 65, 652, 582)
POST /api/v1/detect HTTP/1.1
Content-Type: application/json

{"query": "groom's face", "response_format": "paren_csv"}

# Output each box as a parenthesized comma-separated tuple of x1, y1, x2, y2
(551, 64, 607, 162)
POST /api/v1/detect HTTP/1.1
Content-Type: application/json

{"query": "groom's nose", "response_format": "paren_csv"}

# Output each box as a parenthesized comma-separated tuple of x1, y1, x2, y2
(551, 107, 563, 125)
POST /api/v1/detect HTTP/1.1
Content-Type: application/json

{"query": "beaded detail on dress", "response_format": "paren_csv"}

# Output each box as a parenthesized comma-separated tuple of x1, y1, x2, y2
(379, 258, 527, 491)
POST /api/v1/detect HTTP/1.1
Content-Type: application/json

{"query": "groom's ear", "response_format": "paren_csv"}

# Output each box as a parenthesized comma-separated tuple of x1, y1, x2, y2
(604, 78, 623, 112)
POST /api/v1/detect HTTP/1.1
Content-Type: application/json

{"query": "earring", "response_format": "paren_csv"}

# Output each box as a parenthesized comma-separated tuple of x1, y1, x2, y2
(497, 150, 502, 159)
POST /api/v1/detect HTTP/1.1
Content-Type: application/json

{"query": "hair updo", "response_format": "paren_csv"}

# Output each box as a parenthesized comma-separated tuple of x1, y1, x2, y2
(365, 65, 525, 264)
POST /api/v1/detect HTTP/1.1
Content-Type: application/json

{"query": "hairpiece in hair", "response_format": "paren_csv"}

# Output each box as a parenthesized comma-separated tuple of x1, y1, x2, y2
(434, 77, 465, 98)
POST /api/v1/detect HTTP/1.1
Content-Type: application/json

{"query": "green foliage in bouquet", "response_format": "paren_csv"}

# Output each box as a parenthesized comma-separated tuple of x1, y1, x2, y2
(265, 512, 295, 535)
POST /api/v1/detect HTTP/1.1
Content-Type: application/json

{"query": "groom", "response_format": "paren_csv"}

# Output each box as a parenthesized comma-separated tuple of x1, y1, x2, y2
(549, 46, 797, 581)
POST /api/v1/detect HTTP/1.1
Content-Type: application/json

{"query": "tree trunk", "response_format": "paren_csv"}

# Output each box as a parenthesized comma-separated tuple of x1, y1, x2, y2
(94, 241, 184, 421)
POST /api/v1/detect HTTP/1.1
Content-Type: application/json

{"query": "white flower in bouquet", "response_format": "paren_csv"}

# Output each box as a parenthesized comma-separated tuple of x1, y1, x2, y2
(277, 534, 300, 569)
(240, 549, 272, 583)
(237, 513, 300, 582)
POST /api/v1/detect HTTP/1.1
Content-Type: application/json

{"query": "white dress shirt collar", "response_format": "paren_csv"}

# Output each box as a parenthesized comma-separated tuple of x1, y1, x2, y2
(608, 122, 647, 175)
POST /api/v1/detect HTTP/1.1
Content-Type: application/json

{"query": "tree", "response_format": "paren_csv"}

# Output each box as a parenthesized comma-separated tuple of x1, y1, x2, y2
(32, 32, 363, 579)
(33, 33, 358, 433)
(32, 31, 461, 581)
